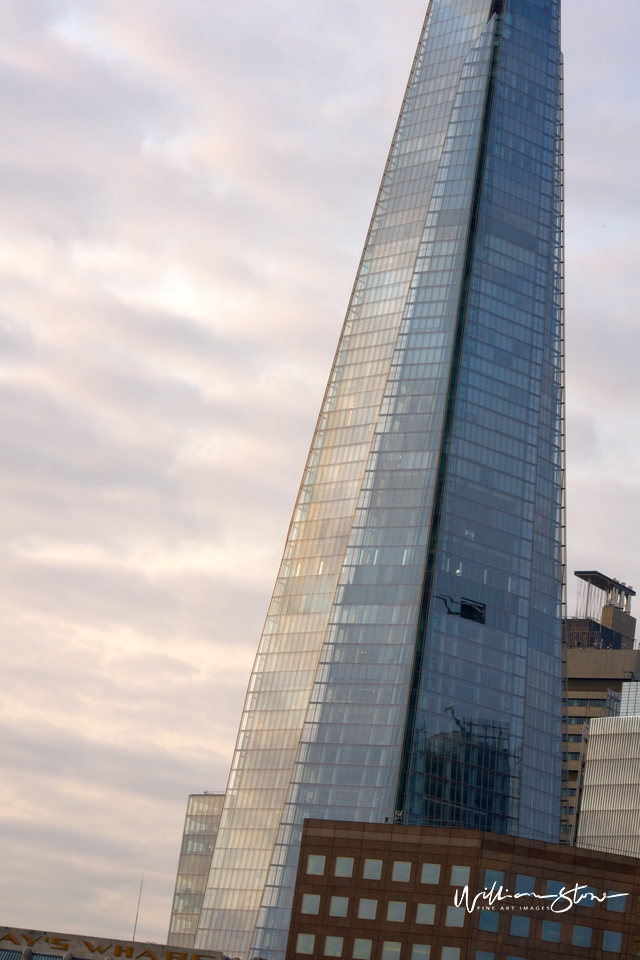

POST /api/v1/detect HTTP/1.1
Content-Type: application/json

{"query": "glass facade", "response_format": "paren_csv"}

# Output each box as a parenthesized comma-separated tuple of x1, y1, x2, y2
(168, 793, 225, 947)
(195, 2, 563, 959)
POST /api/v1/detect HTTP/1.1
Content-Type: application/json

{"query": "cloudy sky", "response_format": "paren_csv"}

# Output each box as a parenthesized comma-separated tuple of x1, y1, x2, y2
(1, 0, 639, 944)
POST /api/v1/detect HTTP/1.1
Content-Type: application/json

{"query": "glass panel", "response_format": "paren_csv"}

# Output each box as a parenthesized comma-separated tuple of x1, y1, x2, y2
(416, 904, 435, 925)
(546, 880, 566, 897)
(297, 934, 315, 955)
(387, 902, 407, 923)
(381, 944, 401, 960)
(421, 864, 440, 884)
(607, 891, 628, 913)
(307, 855, 326, 876)
(445, 906, 464, 928)
(441, 950, 460, 960)
(541, 921, 561, 943)
(484, 870, 504, 890)
(475, 954, 494, 960)
(411, 948, 430, 960)
(450, 866, 470, 886)
(392, 862, 412, 882)
(602, 931, 622, 954)
(353, 942, 372, 960)
(478, 911, 498, 933)
(358, 900, 377, 921)
(330, 897, 349, 918)
(335, 858, 354, 878)
(515, 875, 535, 896)
(572, 926, 592, 948)
(510, 916, 530, 938)
(363, 860, 383, 881)
(325, 938, 344, 958)
(301, 894, 320, 915)
(576, 885, 596, 907)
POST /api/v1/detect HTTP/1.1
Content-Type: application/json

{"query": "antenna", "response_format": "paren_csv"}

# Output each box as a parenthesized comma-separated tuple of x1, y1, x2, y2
(132, 875, 144, 942)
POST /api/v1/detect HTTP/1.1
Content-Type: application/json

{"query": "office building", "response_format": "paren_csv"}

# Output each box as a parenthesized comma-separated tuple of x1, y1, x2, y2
(620, 682, 640, 716)
(0, 927, 221, 960)
(560, 572, 636, 841)
(168, 794, 225, 947)
(576, 714, 640, 860)
(288, 819, 640, 960)
(196, 1, 564, 958)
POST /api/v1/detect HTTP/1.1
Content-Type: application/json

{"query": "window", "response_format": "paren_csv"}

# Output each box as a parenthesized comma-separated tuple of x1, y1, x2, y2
(325, 938, 344, 958)
(546, 880, 567, 897)
(562, 788, 577, 797)
(411, 947, 430, 960)
(576, 885, 596, 907)
(541, 920, 561, 943)
(564, 699, 587, 706)
(450, 866, 470, 886)
(510, 916, 530, 937)
(301, 894, 320, 915)
(353, 941, 372, 960)
(515, 875, 535, 896)
(363, 859, 383, 880)
(392, 861, 411, 882)
(421, 864, 440, 884)
(572, 926, 592, 948)
(589, 699, 605, 707)
(297, 934, 315, 955)
(602, 930, 622, 953)
(479, 911, 499, 933)
(607, 891, 628, 913)
(445, 906, 464, 928)
(335, 857, 354, 878)
(563, 735, 582, 743)
(440, 950, 460, 960)
(381, 943, 401, 960)
(566, 716, 587, 724)
(387, 902, 407, 923)
(484, 870, 504, 890)
(307, 855, 326, 876)
(561, 805, 574, 815)
(330, 897, 349, 918)
(475, 954, 495, 960)
(416, 904, 435, 925)
(358, 899, 377, 920)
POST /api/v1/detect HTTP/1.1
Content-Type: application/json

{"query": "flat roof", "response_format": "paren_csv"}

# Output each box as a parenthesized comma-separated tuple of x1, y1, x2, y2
(575, 570, 636, 596)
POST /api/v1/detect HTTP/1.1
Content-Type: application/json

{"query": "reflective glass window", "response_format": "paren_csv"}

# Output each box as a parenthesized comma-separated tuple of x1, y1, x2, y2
(421, 864, 440, 884)
(445, 906, 464, 928)
(603, 930, 622, 953)
(297, 934, 315, 955)
(450, 866, 470, 886)
(392, 862, 412, 882)
(416, 904, 435, 925)
(335, 858, 354, 878)
(353, 941, 372, 960)
(325, 938, 344, 958)
(577, 885, 596, 907)
(607, 891, 628, 913)
(441, 950, 460, 960)
(358, 899, 377, 921)
(381, 943, 401, 960)
(484, 870, 504, 890)
(301, 894, 320, 915)
(307, 855, 326, 876)
(572, 926, 592, 948)
(387, 902, 407, 922)
(546, 880, 566, 897)
(411, 947, 430, 960)
(515, 875, 535, 896)
(541, 921, 561, 943)
(475, 954, 495, 960)
(363, 860, 383, 880)
(478, 911, 498, 932)
(330, 897, 349, 918)
(510, 916, 530, 937)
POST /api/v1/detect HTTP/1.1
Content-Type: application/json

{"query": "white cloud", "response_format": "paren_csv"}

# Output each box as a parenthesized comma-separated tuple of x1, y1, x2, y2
(0, 0, 639, 943)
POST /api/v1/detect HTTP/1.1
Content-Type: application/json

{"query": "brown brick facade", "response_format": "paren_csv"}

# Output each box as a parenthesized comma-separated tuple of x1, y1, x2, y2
(284, 821, 640, 960)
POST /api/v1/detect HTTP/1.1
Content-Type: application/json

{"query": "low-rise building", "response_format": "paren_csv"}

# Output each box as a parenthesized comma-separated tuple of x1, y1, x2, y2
(0, 928, 222, 960)
(286, 819, 640, 960)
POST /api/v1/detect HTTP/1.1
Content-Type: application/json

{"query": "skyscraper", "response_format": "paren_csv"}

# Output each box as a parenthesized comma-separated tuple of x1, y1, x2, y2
(196, 1, 564, 958)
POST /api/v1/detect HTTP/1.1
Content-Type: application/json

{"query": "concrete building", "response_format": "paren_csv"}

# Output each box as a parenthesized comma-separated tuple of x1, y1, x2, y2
(561, 572, 637, 842)
(0, 928, 222, 960)
(168, 793, 225, 948)
(287, 819, 640, 960)
(576, 714, 640, 860)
